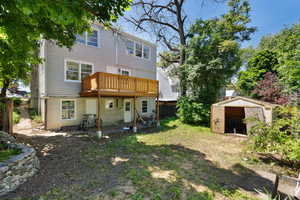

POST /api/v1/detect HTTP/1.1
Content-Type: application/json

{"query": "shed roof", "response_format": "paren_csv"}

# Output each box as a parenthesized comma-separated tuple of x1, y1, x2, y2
(213, 96, 278, 108)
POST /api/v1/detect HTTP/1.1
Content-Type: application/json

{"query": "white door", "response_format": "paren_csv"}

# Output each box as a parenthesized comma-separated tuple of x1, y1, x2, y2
(124, 99, 132, 123)
(86, 99, 97, 114)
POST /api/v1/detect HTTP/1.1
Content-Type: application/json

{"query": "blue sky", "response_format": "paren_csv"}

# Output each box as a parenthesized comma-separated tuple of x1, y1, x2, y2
(121, 0, 300, 49)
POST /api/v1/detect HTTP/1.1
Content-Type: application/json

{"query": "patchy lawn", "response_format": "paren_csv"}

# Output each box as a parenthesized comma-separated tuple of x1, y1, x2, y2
(4, 118, 278, 200)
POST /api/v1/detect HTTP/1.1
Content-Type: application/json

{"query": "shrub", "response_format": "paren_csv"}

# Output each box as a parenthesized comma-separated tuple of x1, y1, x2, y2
(12, 97, 22, 107)
(33, 115, 43, 123)
(13, 111, 21, 124)
(249, 106, 300, 167)
(177, 96, 210, 126)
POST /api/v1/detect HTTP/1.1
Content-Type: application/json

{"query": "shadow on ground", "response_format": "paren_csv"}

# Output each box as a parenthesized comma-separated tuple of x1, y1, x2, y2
(2, 126, 286, 200)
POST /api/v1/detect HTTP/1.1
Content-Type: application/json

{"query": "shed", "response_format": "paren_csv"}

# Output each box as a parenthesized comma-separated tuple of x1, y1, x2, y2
(211, 96, 276, 134)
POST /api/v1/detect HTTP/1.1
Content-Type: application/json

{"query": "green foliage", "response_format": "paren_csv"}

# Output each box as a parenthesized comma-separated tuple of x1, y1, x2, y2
(0, 144, 21, 162)
(12, 97, 22, 107)
(177, 96, 210, 126)
(237, 50, 279, 96)
(259, 23, 300, 93)
(0, 0, 131, 96)
(249, 106, 300, 167)
(13, 111, 21, 124)
(183, 0, 255, 105)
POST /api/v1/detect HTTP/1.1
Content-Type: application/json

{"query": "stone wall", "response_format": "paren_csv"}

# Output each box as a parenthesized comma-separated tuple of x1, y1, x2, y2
(0, 143, 39, 196)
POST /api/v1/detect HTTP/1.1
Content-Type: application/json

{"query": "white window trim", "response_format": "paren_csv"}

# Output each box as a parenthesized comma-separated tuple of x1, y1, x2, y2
(141, 99, 149, 114)
(64, 59, 94, 83)
(60, 99, 77, 121)
(126, 39, 151, 60)
(76, 28, 100, 48)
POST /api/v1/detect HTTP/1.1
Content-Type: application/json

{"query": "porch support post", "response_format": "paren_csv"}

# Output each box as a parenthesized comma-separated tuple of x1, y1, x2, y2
(156, 95, 160, 127)
(97, 94, 102, 138)
(133, 96, 137, 133)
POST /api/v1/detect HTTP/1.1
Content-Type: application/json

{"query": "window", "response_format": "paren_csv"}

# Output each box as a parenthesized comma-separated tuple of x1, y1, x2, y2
(76, 34, 85, 44)
(119, 68, 130, 76)
(125, 101, 131, 111)
(87, 30, 98, 47)
(105, 100, 114, 110)
(135, 42, 143, 58)
(126, 39, 151, 60)
(171, 85, 179, 93)
(65, 60, 93, 82)
(75, 29, 99, 47)
(61, 100, 76, 120)
(143, 46, 150, 59)
(141, 100, 148, 113)
(81, 64, 93, 80)
(66, 61, 80, 81)
(126, 40, 134, 55)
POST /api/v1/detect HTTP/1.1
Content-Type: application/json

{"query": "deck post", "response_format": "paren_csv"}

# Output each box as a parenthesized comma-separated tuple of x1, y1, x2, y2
(97, 94, 102, 138)
(156, 94, 160, 127)
(133, 96, 137, 133)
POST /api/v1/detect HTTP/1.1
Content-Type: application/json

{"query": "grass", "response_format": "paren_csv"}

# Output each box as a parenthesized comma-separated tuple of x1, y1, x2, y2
(28, 118, 276, 200)
(0, 144, 21, 162)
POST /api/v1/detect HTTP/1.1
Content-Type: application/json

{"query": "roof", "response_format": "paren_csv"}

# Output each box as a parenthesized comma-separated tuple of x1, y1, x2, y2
(213, 96, 278, 108)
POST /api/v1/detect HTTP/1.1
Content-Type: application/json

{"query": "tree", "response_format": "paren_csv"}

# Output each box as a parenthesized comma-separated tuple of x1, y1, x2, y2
(0, 0, 131, 101)
(252, 72, 289, 105)
(125, 0, 191, 95)
(184, 0, 255, 105)
(259, 23, 300, 94)
(236, 50, 279, 96)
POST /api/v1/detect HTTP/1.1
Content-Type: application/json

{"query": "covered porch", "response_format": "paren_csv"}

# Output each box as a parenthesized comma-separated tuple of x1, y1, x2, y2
(80, 72, 160, 134)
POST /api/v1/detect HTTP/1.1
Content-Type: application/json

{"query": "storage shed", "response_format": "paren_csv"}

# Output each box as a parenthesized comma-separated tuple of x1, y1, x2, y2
(211, 96, 276, 134)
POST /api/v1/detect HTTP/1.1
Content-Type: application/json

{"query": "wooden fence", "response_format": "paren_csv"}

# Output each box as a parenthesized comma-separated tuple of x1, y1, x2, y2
(0, 98, 13, 135)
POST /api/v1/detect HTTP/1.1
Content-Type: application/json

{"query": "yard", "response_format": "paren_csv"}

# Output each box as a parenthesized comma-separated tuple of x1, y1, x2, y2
(4, 118, 284, 200)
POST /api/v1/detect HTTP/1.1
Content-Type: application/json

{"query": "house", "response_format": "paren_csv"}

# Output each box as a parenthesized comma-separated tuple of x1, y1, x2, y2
(157, 67, 180, 118)
(211, 96, 276, 135)
(37, 24, 159, 134)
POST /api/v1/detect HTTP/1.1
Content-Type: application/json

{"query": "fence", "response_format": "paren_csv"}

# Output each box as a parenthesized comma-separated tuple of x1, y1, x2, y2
(0, 98, 13, 135)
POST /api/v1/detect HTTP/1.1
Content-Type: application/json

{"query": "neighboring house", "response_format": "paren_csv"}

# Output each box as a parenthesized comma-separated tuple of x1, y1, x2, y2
(38, 24, 158, 132)
(157, 67, 180, 118)
(157, 67, 180, 103)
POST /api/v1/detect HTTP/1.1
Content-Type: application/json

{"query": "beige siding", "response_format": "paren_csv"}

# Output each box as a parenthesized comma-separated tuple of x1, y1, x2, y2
(46, 97, 156, 129)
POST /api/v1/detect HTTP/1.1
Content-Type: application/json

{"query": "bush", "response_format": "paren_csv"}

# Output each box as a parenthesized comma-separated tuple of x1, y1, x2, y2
(177, 96, 210, 126)
(12, 97, 22, 107)
(13, 111, 21, 124)
(249, 106, 300, 167)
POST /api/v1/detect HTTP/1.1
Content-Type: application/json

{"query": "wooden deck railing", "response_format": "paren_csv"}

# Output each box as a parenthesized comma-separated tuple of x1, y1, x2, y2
(80, 72, 159, 97)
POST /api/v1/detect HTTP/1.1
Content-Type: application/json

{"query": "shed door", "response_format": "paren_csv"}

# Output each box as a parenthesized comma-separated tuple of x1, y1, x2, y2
(244, 107, 265, 134)
(211, 106, 225, 133)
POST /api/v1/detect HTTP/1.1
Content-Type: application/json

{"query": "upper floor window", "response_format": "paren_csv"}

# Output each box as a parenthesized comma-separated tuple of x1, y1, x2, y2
(76, 29, 99, 47)
(126, 39, 151, 60)
(126, 40, 134, 55)
(65, 60, 93, 82)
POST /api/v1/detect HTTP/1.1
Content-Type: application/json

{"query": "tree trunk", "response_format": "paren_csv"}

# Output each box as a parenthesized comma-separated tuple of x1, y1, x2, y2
(30, 63, 39, 111)
(0, 79, 10, 97)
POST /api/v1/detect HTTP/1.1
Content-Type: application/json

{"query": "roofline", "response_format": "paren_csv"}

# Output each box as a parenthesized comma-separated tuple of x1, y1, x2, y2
(213, 96, 278, 107)
(93, 22, 157, 47)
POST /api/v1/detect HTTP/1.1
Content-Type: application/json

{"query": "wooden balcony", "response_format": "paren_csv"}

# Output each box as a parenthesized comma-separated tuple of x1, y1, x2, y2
(80, 72, 159, 97)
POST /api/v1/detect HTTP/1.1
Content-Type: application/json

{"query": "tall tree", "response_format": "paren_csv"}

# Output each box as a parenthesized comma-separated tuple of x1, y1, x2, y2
(236, 50, 279, 96)
(126, 0, 190, 95)
(0, 0, 131, 107)
(184, 0, 255, 104)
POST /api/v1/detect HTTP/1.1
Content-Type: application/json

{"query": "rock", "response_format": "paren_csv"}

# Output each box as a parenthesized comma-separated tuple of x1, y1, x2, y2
(0, 131, 16, 143)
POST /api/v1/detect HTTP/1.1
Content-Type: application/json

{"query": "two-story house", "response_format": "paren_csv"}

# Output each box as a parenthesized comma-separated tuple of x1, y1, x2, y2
(38, 24, 159, 134)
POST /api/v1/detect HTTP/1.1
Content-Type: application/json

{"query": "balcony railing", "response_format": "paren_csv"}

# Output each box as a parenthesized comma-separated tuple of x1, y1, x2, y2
(80, 72, 159, 97)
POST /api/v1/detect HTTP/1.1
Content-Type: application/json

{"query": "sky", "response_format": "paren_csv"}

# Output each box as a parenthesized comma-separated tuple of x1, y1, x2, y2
(121, 0, 300, 49)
